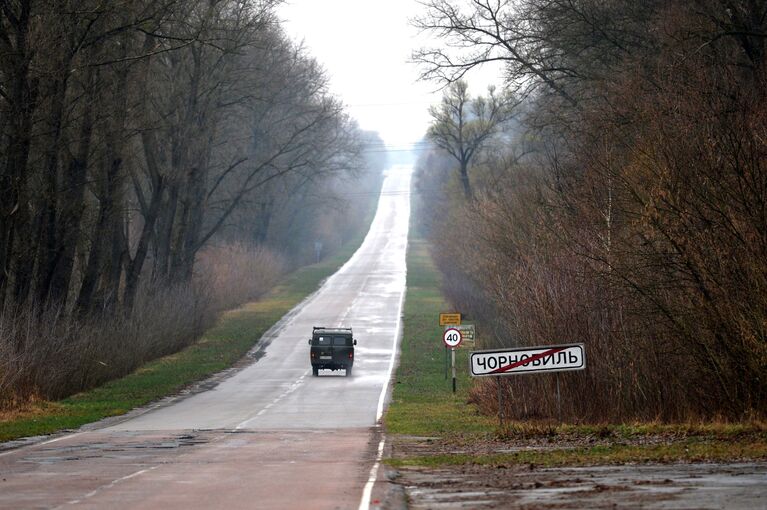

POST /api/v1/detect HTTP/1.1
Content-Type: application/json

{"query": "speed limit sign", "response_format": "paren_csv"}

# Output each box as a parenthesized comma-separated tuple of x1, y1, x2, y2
(443, 327, 463, 349)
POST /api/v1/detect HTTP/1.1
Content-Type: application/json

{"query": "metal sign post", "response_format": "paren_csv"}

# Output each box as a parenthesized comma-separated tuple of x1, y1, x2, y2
(444, 345, 448, 380)
(443, 328, 463, 394)
(497, 377, 504, 428)
(451, 348, 457, 393)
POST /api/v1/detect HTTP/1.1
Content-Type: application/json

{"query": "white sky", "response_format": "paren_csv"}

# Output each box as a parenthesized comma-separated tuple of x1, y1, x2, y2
(278, 0, 503, 151)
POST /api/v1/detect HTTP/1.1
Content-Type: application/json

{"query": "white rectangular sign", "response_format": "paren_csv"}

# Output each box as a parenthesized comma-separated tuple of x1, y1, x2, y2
(444, 324, 475, 342)
(469, 343, 585, 377)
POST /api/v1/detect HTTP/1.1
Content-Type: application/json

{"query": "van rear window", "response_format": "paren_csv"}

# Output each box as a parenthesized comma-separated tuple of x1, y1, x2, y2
(314, 336, 350, 346)
(332, 336, 351, 346)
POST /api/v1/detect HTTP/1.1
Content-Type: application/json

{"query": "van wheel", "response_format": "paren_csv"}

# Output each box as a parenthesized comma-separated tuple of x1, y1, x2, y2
(346, 366, 352, 377)
(312, 367, 319, 377)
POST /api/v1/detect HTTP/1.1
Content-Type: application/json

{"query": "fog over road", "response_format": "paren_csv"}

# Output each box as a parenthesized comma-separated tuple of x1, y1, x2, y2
(0, 165, 413, 509)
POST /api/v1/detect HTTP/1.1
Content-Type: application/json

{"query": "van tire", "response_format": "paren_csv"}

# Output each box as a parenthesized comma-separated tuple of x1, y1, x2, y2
(312, 367, 319, 377)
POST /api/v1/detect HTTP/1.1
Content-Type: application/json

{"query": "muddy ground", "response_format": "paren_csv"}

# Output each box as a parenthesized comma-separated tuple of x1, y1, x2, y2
(384, 436, 767, 509)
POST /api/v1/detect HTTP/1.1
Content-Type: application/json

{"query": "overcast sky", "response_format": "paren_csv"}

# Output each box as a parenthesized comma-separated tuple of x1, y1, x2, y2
(278, 0, 503, 152)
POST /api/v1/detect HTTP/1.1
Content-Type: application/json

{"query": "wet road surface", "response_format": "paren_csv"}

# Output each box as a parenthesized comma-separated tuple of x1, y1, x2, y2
(0, 165, 412, 509)
(394, 461, 767, 509)
(1, 430, 378, 509)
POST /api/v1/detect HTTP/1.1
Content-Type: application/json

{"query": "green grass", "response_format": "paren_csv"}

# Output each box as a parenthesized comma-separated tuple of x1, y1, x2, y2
(0, 235, 366, 443)
(492, 420, 767, 441)
(384, 238, 495, 437)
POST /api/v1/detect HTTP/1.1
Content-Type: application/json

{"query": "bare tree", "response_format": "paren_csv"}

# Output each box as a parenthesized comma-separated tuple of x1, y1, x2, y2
(413, 0, 658, 109)
(427, 80, 517, 199)
(1, 0, 378, 318)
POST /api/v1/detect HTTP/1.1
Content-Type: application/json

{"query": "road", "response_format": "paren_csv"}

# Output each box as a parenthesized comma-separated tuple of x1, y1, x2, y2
(0, 164, 412, 510)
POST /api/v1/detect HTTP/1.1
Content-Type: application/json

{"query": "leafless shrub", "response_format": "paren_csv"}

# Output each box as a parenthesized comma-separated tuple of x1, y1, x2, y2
(0, 243, 284, 410)
(196, 243, 285, 311)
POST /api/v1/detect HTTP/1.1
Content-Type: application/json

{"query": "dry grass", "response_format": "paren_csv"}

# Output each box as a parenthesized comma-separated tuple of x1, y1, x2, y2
(196, 243, 284, 310)
(0, 398, 64, 422)
(0, 243, 284, 411)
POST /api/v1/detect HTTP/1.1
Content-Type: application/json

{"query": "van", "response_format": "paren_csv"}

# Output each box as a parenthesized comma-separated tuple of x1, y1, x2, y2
(308, 327, 356, 376)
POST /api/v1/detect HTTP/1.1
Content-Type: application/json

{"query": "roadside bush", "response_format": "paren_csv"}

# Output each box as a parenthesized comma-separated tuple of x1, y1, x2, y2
(196, 243, 284, 311)
(0, 244, 283, 410)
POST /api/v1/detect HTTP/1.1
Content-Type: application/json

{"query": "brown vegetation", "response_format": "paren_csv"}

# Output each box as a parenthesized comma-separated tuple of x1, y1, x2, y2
(0, 243, 282, 409)
(415, 0, 767, 421)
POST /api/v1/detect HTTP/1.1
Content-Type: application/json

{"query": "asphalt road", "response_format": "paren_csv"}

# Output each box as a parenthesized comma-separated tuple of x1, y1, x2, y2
(0, 164, 412, 510)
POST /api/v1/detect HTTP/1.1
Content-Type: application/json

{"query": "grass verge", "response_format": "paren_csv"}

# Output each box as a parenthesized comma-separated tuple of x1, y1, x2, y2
(0, 236, 365, 443)
(384, 237, 495, 437)
(385, 233, 767, 468)
(387, 435, 767, 469)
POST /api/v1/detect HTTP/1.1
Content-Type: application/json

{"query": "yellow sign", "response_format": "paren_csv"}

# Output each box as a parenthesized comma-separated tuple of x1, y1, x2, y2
(439, 313, 462, 326)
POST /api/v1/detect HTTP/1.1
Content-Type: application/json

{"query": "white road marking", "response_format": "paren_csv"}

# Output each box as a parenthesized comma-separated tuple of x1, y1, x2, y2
(376, 284, 405, 423)
(358, 437, 386, 510)
(55, 466, 159, 509)
(0, 432, 86, 458)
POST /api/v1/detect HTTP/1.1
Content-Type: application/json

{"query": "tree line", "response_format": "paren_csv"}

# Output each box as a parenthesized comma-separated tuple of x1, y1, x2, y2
(1, 0, 383, 317)
(0, 1, 385, 407)
(415, 0, 766, 420)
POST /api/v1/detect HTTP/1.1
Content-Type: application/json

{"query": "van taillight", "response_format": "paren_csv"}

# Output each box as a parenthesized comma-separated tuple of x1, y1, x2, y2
(348, 352, 353, 359)
(311, 352, 315, 359)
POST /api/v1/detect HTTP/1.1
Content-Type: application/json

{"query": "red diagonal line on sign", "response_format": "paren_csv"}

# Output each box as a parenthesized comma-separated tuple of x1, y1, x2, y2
(490, 347, 565, 374)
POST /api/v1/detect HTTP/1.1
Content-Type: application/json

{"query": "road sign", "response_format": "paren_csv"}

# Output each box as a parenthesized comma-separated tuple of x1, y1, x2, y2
(439, 313, 461, 326)
(446, 324, 474, 343)
(442, 328, 463, 394)
(469, 343, 585, 377)
(443, 328, 463, 349)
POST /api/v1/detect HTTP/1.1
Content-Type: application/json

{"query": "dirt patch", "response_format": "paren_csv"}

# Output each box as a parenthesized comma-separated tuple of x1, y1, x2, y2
(385, 435, 767, 509)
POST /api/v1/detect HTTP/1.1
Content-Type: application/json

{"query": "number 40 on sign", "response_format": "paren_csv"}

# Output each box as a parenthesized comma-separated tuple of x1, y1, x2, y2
(443, 328, 462, 349)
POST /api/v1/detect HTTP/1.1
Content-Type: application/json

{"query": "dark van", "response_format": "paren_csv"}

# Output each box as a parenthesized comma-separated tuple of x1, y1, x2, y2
(308, 327, 356, 376)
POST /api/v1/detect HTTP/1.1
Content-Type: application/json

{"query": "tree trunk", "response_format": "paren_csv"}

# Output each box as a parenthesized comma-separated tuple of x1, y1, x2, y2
(34, 74, 70, 306)
(48, 70, 95, 306)
(253, 197, 275, 244)
(179, 163, 207, 282)
(459, 159, 473, 200)
(76, 42, 130, 315)
(124, 176, 164, 313)
(0, 1, 36, 307)
(153, 181, 179, 283)
(75, 156, 122, 316)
